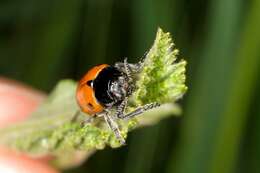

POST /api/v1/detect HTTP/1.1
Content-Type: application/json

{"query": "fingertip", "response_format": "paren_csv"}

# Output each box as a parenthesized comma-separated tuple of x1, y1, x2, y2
(0, 77, 46, 128)
(0, 79, 59, 172)
(0, 148, 59, 173)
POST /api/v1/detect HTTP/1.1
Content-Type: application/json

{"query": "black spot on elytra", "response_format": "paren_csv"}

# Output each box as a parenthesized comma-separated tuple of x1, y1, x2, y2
(87, 103, 94, 109)
(86, 80, 93, 87)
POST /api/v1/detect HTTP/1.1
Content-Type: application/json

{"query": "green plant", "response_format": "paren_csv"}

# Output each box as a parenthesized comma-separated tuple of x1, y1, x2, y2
(0, 28, 187, 169)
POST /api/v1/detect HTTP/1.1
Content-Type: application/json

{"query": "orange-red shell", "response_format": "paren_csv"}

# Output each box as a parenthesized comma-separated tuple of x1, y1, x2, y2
(76, 64, 109, 115)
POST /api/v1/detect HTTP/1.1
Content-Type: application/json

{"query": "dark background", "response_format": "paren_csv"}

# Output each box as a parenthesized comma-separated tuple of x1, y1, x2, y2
(1, 0, 260, 173)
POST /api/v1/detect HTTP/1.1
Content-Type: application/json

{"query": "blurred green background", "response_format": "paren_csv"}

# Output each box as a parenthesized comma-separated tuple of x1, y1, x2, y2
(1, 0, 260, 173)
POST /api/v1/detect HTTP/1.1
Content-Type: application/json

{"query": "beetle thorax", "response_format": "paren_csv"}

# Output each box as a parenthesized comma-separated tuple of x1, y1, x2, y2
(108, 75, 129, 103)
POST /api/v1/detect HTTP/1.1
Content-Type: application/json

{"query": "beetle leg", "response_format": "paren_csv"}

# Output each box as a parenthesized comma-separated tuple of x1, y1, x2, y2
(135, 50, 148, 72)
(103, 112, 125, 145)
(81, 115, 96, 126)
(117, 102, 160, 120)
(115, 97, 128, 119)
(115, 59, 141, 74)
(71, 110, 97, 127)
(123, 58, 133, 82)
(83, 110, 110, 123)
(71, 110, 81, 122)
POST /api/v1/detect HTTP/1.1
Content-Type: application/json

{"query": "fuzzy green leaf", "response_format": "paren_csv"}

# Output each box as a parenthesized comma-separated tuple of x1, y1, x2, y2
(0, 28, 187, 169)
(131, 28, 187, 105)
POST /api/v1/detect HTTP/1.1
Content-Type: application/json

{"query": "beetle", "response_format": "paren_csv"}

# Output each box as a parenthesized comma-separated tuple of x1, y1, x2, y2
(75, 58, 159, 144)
